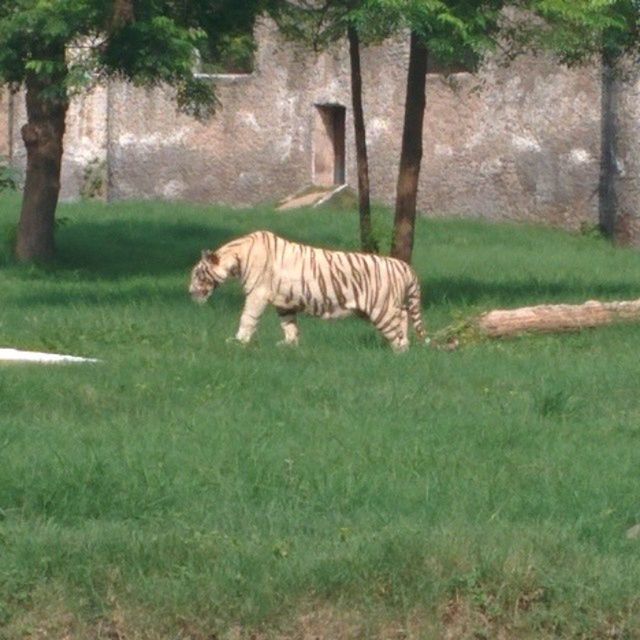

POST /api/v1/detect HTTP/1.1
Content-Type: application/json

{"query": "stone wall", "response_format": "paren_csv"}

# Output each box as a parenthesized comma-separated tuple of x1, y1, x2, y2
(0, 18, 611, 233)
(7, 84, 109, 200)
(0, 88, 11, 158)
(419, 57, 601, 228)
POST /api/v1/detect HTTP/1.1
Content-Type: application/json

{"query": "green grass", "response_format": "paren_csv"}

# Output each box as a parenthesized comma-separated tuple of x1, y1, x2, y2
(2, 192, 640, 639)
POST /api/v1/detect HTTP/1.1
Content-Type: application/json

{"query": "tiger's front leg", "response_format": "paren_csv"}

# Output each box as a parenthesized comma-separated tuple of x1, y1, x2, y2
(235, 293, 269, 344)
(276, 307, 299, 346)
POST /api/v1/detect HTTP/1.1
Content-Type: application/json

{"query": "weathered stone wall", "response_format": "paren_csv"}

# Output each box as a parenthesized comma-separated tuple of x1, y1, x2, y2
(0, 88, 11, 158)
(419, 56, 601, 228)
(107, 22, 355, 205)
(0, 18, 607, 232)
(105, 19, 603, 230)
(7, 84, 108, 200)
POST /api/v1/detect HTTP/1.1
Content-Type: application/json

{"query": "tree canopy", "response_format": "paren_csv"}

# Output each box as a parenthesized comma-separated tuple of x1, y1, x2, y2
(276, 0, 507, 66)
(491, 0, 638, 66)
(0, 0, 272, 261)
(0, 0, 270, 119)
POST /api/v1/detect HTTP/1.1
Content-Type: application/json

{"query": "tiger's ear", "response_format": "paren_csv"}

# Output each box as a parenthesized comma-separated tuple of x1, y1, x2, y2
(202, 250, 219, 265)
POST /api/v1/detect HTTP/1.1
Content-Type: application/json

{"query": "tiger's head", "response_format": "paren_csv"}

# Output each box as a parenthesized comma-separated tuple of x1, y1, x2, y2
(189, 250, 220, 303)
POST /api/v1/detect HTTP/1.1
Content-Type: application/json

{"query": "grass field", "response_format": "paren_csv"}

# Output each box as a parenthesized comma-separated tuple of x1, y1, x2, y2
(1, 192, 640, 639)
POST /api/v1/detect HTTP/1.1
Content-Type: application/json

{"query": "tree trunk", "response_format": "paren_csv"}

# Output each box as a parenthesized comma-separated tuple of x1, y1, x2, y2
(390, 31, 428, 264)
(598, 55, 618, 238)
(607, 56, 640, 247)
(347, 25, 377, 253)
(110, 0, 135, 30)
(16, 76, 68, 262)
(476, 298, 640, 338)
(16, 70, 68, 262)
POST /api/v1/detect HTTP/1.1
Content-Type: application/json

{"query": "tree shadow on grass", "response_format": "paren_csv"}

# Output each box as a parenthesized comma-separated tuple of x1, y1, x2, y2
(10, 213, 640, 311)
(15, 267, 640, 315)
(12, 284, 246, 309)
(54, 220, 237, 279)
(53, 218, 356, 281)
(425, 276, 640, 310)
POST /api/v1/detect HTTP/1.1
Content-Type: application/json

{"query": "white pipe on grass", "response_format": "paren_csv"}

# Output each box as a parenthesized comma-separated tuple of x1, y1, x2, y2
(0, 349, 100, 364)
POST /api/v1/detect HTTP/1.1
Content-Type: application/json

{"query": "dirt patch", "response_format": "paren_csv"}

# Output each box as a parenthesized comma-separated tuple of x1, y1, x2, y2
(3, 596, 633, 640)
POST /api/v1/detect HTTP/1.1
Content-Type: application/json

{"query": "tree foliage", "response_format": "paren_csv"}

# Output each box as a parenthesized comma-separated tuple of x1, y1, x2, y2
(502, 0, 639, 65)
(275, 0, 507, 62)
(3, 2, 218, 119)
(274, 0, 396, 48)
(373, 0, 505, 68)
(0, 0, 271, 261)
(161, 0, 279, 74)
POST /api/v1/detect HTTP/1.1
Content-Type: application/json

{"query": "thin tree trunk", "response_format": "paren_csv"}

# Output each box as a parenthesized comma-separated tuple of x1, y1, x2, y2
(390, 31, 428, 264)
(608, 55, 640, 247)
(16, 69, 68, 262)
(110, 0, 135, 30)
(598, 54, 617, 238)
(347, 25, 377, 253)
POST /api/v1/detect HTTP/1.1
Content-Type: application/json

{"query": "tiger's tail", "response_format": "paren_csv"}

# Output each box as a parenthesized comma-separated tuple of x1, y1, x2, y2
(407, 273, 428, 342)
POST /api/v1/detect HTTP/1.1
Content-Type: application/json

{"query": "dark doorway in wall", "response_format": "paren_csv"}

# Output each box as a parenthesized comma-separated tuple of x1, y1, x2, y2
(313, 104, 346, 186)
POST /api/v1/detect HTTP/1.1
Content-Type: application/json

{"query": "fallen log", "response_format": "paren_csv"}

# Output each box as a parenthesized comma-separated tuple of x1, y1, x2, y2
(475, 298, 640, 338)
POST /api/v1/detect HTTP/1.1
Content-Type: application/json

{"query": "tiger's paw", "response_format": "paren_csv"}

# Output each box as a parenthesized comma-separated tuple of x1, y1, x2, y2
(391, 342, 410, 354)
(276, 339, 299, 347)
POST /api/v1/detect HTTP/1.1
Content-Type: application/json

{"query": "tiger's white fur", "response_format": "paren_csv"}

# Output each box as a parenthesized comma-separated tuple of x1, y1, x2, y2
(189, 230, 427, 352)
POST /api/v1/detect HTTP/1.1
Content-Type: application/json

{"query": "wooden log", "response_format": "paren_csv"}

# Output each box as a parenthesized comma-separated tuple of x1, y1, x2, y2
(476, 298, 640, 338)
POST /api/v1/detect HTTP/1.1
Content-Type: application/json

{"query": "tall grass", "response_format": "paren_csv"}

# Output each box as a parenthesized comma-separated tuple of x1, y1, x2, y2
(1, 193, 640, 638)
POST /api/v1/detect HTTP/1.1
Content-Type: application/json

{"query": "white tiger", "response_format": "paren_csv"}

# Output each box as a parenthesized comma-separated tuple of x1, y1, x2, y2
(189, 230, 427, 352)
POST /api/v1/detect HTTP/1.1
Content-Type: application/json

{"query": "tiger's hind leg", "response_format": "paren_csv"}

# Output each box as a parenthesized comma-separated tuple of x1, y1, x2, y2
(276, 307, 299, 346)
(373, 307, 409, 353)
(400, 307, 409, 343)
